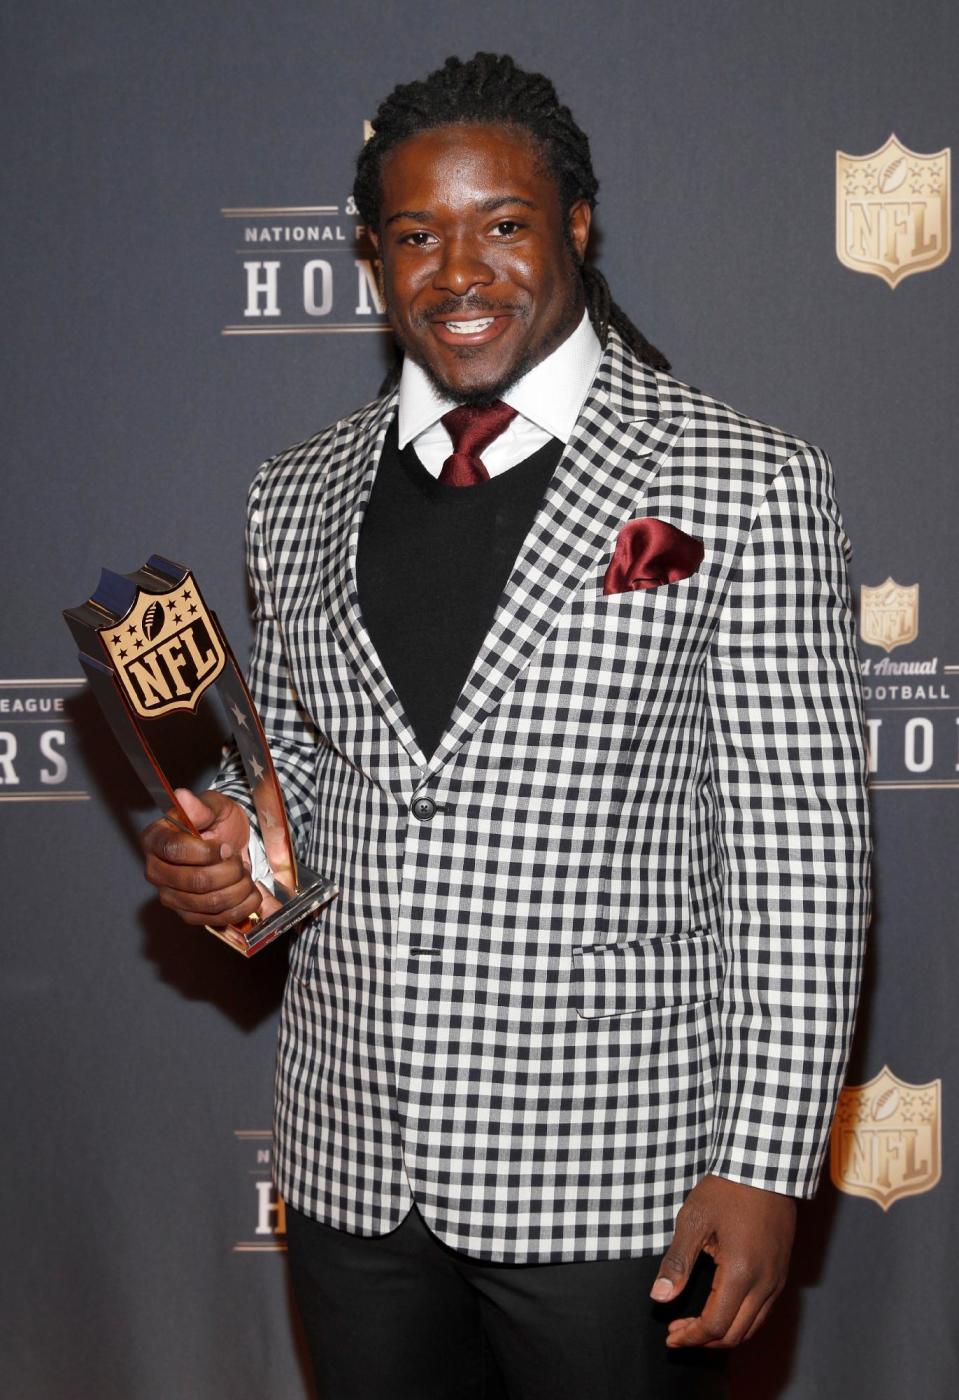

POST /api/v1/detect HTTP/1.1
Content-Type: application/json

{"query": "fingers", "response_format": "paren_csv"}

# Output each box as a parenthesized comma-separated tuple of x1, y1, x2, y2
(145, 846, 262, 928)
(741, 1290, 778, 1343)
(254, 883, 283, 921)
(173, 786, 216, 832)
(142, 815, 223, 867)
(665, 1263, 780, 1349)
(666, 1296, 767, 1349)
(158, 877, 263, 929)
(139, 788, 261, 929)
(650, 1203, 707, 1303)
(664, 1259, 748, 1348)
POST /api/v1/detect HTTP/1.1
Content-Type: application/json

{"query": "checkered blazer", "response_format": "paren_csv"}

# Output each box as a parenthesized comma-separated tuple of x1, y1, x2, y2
(215, 325, 872, 1263)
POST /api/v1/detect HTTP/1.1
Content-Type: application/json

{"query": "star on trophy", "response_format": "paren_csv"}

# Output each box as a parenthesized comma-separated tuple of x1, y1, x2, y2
(63, 555, 336, 955)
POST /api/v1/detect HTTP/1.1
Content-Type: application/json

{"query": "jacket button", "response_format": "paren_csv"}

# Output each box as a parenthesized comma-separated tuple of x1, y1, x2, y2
(411, 796, 437, 821)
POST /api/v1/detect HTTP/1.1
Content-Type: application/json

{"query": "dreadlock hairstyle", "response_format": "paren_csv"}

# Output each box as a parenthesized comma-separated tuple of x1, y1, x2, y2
(354, 52, 671, 387)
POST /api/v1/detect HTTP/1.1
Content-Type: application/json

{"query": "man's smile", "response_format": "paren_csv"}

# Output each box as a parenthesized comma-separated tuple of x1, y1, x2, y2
(428, 312, 514, 348)
(441, 317, 493, 334)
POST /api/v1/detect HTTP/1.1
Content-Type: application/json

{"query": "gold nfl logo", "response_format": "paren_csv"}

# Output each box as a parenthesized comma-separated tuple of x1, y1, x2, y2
(859, 577, 918, 653)
(831, 1066, 941, 1210)
(836, 134, 950, 287)
(99, 571, 226, 720)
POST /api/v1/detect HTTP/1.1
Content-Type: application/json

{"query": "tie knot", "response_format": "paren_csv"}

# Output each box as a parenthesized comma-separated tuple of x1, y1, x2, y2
(438, 400, 517, 487)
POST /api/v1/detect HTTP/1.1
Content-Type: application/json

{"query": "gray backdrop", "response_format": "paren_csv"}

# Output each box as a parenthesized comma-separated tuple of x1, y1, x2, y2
(2, 1, 956, 1396)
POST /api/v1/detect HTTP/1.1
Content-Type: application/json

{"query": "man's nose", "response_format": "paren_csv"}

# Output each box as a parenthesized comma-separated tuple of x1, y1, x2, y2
(432, 237, 495, 296)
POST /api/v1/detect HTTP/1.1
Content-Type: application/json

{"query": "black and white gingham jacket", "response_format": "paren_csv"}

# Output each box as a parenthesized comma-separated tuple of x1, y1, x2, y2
(216, 326, 872, 1263)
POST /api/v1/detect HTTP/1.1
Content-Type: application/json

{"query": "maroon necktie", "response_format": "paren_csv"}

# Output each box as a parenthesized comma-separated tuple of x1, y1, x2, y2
(439, 401, 518, 486)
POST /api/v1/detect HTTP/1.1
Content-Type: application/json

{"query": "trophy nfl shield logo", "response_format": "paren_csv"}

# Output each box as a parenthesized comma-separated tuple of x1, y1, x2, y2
(98, 571, 226, 719)
(836, 134, 951, 287)
(859, 577, 919, 653)
(830, 1066, 941, 1210)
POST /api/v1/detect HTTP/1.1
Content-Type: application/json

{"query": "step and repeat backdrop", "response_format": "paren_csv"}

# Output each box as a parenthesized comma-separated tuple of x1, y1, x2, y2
(2, 1, 955, 1396)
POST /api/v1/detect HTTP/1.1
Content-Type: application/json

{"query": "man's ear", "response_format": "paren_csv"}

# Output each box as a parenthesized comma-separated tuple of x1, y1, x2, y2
(568, 199, 591, 264)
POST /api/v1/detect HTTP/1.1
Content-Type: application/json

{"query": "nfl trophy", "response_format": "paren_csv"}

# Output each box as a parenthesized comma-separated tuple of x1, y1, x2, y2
(63, 555, 337, 955)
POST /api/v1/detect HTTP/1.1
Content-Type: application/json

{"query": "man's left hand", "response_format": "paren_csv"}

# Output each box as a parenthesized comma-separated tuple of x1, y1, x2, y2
(650, 1174, 797, 1348)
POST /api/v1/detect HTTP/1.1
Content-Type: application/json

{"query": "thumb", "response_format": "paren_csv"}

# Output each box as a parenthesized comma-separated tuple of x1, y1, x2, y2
(173, 786, 216, 834)
(651, 1212, 704, 1303)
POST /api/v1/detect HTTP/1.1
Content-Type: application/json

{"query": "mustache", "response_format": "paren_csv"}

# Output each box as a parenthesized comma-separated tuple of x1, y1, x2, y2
(414, 296, 525, 325)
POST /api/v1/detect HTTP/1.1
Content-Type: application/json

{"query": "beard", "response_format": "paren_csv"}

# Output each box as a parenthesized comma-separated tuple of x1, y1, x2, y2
(394, 283, 584, 409)
(416, 335, 539, 409)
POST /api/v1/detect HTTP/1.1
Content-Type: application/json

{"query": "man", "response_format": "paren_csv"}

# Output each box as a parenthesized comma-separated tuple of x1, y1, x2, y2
(142, 53, 871, 1399)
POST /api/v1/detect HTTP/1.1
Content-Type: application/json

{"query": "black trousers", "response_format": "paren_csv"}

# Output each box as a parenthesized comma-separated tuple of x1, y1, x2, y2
(286, 1201, 730, 1400)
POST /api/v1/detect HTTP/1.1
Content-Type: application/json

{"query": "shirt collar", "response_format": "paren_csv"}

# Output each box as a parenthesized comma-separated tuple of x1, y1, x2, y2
(396, 309, 602, 449)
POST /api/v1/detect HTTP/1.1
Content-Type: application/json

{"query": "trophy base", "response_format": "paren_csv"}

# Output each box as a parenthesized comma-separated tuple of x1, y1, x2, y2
(205, 869, 337, 956)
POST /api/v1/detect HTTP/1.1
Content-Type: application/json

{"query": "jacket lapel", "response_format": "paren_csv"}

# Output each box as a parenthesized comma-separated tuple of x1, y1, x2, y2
(318, 388, 431, 764)
(321, 328, 688, 773)
(424, 331, 688, 774)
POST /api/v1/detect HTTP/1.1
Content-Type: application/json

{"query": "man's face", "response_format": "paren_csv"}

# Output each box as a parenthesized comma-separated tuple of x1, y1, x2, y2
(369, 122, 591, 404)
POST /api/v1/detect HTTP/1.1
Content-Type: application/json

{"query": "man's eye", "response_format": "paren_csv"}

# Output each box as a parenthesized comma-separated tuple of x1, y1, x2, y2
(492, 220, 523, 236)
(400, 231, 436, 246)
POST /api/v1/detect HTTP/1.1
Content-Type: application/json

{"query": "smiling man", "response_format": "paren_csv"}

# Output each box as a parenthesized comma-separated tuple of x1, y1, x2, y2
(141, 52, 871, 1400)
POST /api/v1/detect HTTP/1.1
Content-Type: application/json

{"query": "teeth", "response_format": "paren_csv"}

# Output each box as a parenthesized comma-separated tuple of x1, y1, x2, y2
(444, 318, 494, 334)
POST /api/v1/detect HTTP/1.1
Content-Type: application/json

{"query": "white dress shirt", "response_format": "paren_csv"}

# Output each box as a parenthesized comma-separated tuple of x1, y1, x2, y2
(246, 310, 602, 892)
(398, 308, 602, 475)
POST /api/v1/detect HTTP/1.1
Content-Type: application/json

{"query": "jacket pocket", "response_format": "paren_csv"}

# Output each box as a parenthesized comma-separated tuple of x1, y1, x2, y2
(570, 928, 723, 1018)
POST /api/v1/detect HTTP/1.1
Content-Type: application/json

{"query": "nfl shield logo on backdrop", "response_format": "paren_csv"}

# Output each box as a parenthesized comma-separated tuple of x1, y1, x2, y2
(831, 1066, 941, 1210)
(859, 577, 919, 653)
(836, 134, 950, 287)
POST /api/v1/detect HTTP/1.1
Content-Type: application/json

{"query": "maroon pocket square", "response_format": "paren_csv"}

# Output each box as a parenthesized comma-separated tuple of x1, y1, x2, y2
(602, 517, 705, 595)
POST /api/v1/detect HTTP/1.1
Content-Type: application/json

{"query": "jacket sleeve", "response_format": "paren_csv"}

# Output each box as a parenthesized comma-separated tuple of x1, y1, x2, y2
(703, 443, 872, 1197)
(211, 464, 320, 856)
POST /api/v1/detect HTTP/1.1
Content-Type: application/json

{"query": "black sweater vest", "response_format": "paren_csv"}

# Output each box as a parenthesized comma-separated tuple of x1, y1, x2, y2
(356, 419, 564, 761)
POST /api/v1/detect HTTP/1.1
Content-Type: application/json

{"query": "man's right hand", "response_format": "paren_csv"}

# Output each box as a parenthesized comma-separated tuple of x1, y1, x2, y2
(142, 787, 264, 928)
